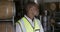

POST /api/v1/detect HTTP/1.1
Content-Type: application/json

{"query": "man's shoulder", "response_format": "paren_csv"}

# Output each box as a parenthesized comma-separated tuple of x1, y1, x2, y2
(16, 17, 24, 25)
(18, 17, 25, 21)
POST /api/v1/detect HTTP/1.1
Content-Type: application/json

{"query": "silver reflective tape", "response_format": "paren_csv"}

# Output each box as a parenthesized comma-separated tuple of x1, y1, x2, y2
(35, 29, 40, 32)
(20, 19, 26, 32)
(35, 30, 40, 32)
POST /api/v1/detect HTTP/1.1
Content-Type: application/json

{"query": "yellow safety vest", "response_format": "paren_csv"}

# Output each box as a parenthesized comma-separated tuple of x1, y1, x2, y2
(17, 17, 40, 32)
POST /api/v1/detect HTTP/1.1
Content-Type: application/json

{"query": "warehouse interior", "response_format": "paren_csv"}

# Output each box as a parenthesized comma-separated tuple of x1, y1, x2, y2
(0, 0, 60, 32)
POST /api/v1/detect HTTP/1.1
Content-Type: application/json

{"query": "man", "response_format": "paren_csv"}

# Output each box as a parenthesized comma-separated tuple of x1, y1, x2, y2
(49, 3, 56, 26)
(16, 2, 44, 32)
(49, 3, 56, 32)
(49, 3, 56, 17)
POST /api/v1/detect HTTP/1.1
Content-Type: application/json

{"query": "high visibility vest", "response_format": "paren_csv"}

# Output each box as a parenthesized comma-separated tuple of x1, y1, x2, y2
(17, 17, 40, 32)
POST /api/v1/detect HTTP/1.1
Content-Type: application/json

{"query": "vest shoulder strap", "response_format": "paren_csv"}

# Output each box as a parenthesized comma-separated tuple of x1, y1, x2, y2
(17, 18, 26, 32)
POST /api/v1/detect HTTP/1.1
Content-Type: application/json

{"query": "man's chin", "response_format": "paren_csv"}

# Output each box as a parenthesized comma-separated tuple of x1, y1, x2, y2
(36, 14, 39, 16)
(35, 15, 38, 17)
(35, 15, 39, 19)
(35, 14, 39, 17)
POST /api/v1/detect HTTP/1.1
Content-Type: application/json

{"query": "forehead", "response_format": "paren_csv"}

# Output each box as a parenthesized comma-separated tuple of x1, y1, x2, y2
(50, 3, 56, 6)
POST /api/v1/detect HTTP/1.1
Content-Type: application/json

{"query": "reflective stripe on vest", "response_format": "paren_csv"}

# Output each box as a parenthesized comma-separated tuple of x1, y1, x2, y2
(17, 19, 26, 32)
(17, 17, 40, 32)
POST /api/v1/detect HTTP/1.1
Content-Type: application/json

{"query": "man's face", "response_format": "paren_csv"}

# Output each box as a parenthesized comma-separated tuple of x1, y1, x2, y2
(50, 3, 56, 11)
(30, 6, 39, 16)
(27, 5, 39, 16)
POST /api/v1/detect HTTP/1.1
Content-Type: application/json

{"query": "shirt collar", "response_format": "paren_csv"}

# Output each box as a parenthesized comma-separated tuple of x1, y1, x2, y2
(24, 15, 32, 22)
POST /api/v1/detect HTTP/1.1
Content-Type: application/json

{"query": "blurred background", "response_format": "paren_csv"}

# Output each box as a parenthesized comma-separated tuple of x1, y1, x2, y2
(0, 0, 60, 32)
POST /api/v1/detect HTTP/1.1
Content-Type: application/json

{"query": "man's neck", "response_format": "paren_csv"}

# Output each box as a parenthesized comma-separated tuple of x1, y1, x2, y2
(26, 14, 34, 20)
